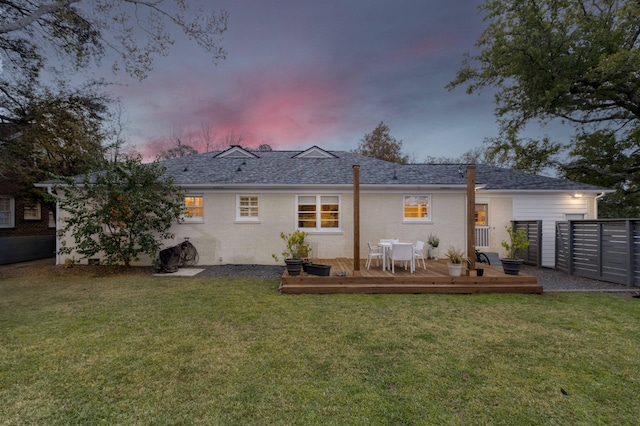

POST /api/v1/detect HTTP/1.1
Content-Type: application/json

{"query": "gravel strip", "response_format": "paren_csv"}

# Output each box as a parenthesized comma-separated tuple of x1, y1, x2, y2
(519, 265, 637, 293)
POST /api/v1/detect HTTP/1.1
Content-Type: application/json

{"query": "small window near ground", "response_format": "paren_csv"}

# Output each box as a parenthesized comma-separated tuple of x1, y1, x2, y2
(24, 201, 41, 220)
(0, 195, 15, 228)
(183, 196, 204, 222)
(237, 195, 259, 221)
(403, 195, 430, 222)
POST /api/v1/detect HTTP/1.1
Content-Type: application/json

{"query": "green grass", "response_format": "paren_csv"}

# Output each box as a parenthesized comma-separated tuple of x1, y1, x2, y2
(1, 273, 639, 425)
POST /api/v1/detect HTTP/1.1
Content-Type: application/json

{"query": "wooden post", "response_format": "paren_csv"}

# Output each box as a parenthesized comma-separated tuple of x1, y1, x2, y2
(353, 165, 361, 276)
(467, 165, 476, 275)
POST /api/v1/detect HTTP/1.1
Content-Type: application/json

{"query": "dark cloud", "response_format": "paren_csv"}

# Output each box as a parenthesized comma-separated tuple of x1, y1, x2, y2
(110, 0, 515, 160)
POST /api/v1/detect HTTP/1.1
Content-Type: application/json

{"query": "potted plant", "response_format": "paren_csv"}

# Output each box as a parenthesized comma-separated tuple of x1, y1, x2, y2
(444, 246, 466, 276)
(500, 225, 530, 275)
(427, 233, 440, 259)
(272, 230, 311, 276)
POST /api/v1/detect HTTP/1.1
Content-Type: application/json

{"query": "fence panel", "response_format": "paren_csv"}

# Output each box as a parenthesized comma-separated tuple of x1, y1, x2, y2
(556, 222, 569, 273)
(555, 219, 639, 287)
(634, 221, 640, 286)
(600, 221, 629, 284)
(513, 220, 542, 267)
(572, 221, 600, 280)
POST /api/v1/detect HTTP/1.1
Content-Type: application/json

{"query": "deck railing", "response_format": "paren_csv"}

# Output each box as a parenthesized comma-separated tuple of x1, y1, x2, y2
(475, 226, 490, 248)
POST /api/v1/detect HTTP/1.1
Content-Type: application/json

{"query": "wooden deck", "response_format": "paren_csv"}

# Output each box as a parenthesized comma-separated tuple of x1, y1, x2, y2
(278, 258, 543, 294)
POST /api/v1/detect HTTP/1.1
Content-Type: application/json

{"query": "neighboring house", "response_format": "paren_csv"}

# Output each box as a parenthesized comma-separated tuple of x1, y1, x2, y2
(41, 146, 611, 268)
(0, 179, 57, 264)
(0, 126, 56, 265)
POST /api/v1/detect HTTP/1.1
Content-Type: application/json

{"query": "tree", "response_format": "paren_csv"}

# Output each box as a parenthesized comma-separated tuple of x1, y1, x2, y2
(156, 127, 198, 160)
(353, 122, 409, 164)
(0, 81, 112, 196)
(0, 0, 228, 82)
(447, 0, 640, 216)
(423, 146, 494, 165)
(53, 158, 184, 266)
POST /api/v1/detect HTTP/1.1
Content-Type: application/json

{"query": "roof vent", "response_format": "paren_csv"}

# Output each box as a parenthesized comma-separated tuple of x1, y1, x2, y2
(183, 167, 188, 172)
(393, 170, 398, 180)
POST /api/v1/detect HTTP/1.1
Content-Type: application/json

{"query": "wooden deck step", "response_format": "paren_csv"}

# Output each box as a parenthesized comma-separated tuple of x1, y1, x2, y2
(278, 258, 543, 294)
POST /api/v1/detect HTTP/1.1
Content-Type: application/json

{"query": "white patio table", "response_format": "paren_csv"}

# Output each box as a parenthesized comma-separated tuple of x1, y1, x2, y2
(378, 238, 399, 271)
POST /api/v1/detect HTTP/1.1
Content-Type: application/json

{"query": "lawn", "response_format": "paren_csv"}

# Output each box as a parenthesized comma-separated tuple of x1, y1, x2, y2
(1, 271, 638, 425)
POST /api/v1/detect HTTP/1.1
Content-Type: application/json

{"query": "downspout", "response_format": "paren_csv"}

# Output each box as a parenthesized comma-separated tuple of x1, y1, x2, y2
(47, 186, 60, 265)
(594, 192, 606, 219)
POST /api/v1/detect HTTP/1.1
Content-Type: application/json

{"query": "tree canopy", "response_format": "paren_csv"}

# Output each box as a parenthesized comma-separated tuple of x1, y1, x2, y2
(0, 82, 114, 196)
(353, 122, 409, 164)
(54, 158, 184, 266)
(1, 0, 228, 199)
(448, 0, 640, 217)
(0, 0, 228, 82)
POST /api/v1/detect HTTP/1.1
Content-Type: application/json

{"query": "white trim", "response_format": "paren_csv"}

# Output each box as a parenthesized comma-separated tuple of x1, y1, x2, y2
(236, 194, 260, 222)
(24, 201, 41, 220)
(292, 146, 337, 159)
(214, 145, 259, 158)
(181, 195, 204, 223)
(0, 195, 15, 228)
(295, 194, 341, 232)
(402, 194, 431, 222)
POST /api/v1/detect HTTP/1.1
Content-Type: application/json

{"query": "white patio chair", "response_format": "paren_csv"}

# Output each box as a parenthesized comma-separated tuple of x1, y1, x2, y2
(413, 240, 426, 269)
(365, 242, 383, 269)
(378, 239, 399, 270)
(389, 242, 414, 274)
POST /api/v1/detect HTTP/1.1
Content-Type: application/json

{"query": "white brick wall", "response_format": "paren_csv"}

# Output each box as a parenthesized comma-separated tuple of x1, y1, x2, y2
(55, 189, 597, 267)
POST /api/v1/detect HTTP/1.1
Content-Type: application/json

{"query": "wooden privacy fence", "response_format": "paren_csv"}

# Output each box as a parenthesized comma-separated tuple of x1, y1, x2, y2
(512, 220, 542, 267)
(556, 219, 640, 287)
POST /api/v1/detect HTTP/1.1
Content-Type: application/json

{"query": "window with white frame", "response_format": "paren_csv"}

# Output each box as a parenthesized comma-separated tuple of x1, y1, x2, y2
(0, 195, 14, 228)
(237, 195, 259, 221)
(182, 195, 204, 222)
(475, 203, 488, 226)
(24, 201, 41, 220)
(297, 195, 340, 231)
(403, 195, 430, 222)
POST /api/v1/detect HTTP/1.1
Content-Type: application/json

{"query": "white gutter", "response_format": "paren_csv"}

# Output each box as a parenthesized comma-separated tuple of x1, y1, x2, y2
(46, 185, 60, 265)
(594, 192, 606, 218)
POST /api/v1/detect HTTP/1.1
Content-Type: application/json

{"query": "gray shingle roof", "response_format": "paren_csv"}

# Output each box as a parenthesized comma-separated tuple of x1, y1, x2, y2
(36, 147, 610, 192)
(158, 149, 609, 191)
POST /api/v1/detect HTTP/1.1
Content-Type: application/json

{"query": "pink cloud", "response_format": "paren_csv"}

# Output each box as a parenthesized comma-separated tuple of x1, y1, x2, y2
(132, 65, 355, 155)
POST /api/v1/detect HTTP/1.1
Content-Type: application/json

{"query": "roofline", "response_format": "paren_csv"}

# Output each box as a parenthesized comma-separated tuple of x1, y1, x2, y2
(479, 188, 614, 194)
(175, 183, 470, 191)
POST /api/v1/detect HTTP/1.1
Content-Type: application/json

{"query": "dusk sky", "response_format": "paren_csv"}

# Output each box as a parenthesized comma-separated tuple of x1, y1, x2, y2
(100, 0, 568, 161)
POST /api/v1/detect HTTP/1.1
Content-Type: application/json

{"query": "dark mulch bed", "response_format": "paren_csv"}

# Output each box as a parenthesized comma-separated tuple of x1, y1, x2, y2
(0, 259, 284, 280)
(0, 259, 152, 279)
